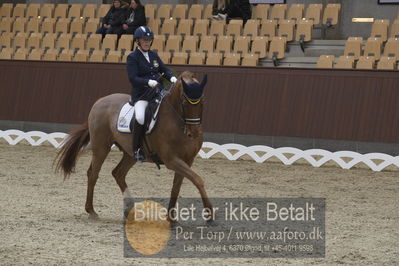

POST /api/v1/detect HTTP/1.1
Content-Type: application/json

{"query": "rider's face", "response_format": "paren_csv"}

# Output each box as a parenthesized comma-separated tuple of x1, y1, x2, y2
(139, 38, 152, 51)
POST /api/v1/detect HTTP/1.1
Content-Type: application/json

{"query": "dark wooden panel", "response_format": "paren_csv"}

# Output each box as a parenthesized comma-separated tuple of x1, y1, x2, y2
(1, 60, 399, 143)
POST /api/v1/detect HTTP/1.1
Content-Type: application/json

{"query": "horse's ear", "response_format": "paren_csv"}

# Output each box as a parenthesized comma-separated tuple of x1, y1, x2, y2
(181, 77, 189, 91)
(200, 74, 208, 88)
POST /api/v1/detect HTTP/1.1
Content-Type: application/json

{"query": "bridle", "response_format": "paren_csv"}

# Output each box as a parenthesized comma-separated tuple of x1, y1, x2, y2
(181, 92, 203, 126)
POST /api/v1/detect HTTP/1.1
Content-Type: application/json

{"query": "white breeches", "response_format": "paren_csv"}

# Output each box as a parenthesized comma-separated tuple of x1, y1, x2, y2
(135, 100, 148, 125)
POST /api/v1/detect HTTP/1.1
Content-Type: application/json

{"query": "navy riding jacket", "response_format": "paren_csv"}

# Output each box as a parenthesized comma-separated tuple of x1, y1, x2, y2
(127, 48, 173, 103)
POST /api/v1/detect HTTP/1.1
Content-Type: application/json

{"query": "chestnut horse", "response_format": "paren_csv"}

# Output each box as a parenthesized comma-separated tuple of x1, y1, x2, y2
(55, 71, 213, 219)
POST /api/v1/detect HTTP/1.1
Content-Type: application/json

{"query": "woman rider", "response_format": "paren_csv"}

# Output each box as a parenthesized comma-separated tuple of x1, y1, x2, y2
(126, 26, 177, 162)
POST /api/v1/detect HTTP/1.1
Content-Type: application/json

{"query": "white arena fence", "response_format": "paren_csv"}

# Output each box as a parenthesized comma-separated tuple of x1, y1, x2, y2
(1, 129, 399, 172)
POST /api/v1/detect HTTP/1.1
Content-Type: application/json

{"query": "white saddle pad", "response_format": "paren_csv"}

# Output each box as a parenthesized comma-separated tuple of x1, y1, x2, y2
(117, 102, 161, 134)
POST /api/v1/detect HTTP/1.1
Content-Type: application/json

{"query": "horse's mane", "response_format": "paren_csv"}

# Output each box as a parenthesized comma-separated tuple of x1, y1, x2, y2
(179, 71, 196, 83)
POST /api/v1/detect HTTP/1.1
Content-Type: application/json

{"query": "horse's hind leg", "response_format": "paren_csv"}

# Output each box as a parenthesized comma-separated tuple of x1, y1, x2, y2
(112, 152, 135, 197)
(86, 145, 111, 218)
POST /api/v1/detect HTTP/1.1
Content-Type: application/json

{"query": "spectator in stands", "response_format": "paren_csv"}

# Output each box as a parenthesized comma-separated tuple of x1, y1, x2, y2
(96, 0, 126, 37)
(212, 0, 227, 19)
(126, 26, 177, 162)
(217, 0, 251, 23)
(123, 0, 146, 35)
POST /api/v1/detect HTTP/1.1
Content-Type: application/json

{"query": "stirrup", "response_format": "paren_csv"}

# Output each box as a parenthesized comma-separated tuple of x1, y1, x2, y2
(134, 149, 146, 162)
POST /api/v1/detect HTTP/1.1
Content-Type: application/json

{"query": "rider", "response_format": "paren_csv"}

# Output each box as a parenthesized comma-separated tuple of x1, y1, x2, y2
(126, 26, 177, 162)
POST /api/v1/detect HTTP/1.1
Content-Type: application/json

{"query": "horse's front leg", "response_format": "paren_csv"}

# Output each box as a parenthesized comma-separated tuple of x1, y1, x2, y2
(167, 172, 184, 222)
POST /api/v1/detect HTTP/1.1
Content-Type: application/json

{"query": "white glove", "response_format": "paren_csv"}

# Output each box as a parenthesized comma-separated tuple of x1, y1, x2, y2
(148, 79, 158, 88)
(170, 76, 177, 83)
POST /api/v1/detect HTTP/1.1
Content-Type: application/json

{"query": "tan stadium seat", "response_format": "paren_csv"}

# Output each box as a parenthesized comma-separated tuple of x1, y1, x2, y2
(335, 56, 355, 69)
(268, 37, 286, 60)
(70, 18, 84, 34)
(54, 4, 68, 19)
(269, 4, 286, 21)
(13, 47, 27, 60)
(210, 20, 225, 37)
(0, 48, 12, 59)
(73, 49, 89, 62)
(223, 53, 240, 66)
(278, 19, 295, 42)
(287, 4, 304, 22)
(118, 34, 133, 52)
(27, 32, 42, 49)
(157, 4, 172, 20)
(296, 19, 313, 42)
(251, 36, 268, 58)
(199, 35, 215, 53)
(182, 35, 198, 53)
(377, 56, 396, 70)
(151, 35, 165, 52)
(12, 17, 27, 34)
(147, 19, 161, 35)
(323, 4, 341, 26)
(55, 18, 70, 34)
(58, 49, 74, 61)
(188, 4, 203, 20)
(243, 19, 259, 40)
(344, 37, 363, 60)
(241, 54, 259, 66)
(371, 19, 389, 43)
(27, 48, 44, 60)
(260, 19, 277, 38)
(144, 4, 156, 20)
(102, 34, 117, 51)
(215, 35, 233, 54)
(165, 35, 182, 53)
(39, 4, 54, 19)
(157, 51, 171, 63)
(252, 4, 269, 21)
(89, 50, 105, 62)
(97, 4, 111, 19)
(0, 17, 14, 33)
(41, 33, 56, 49)
(206, 52, 222, 65)
(121, 54, 128, 63)
(390, 20, 399, 38)
(364, 37, 382, 60)
(0, 3, 13, 17)
(57, 33, 72, 50)
(188, 52, 205, 65)
(203, 4, 213, 19)
(85, 18, 100, 34)
(305, 4, 322, 25)
(233, 36, 250, 55)
(105, 50, 122, 63)
(68, 4, 83, 19)
(316, 55, 335, 68)
(172, 4, 188, 20)
(356, 56, 375, 69)
(176, 19, 193, 36)
(26, 4, 40, 18)
(71, 33, 87, 51)
(12, 4, 26, 18)
(14, 32, 28, 49)
(0, 32, 13, 48)
(384, 37, 399, 61)
(86, 34, 102, 51)
(82, 4, 97, 19)
(40, 18, 55, 34)
(226, 20, 243, 37)
(171, 51, 188, 64)
(193, 19, 209, 37)
(42, 48, 59, 61)
(27, 17, 42, 34)
(161, 18, 177, 36)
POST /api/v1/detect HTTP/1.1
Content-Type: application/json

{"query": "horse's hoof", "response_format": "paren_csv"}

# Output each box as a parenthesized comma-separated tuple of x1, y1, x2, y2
(88, 213, 99, 220)
(206, 218, 218, 227)
(169, 220, 181, 229)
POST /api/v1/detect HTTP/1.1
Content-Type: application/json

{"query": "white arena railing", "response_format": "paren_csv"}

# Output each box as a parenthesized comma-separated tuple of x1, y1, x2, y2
(1, 129, 398, 172)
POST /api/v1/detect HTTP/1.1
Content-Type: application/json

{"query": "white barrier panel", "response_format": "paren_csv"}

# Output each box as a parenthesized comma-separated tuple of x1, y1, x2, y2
(1, 129, 398, 172)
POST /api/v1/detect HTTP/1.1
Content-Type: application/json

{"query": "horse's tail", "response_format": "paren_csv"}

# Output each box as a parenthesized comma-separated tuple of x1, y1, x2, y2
(55, 122, 90, 179)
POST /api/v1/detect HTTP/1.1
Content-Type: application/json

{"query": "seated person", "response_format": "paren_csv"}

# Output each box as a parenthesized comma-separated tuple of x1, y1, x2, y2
(96, 0, 126, 36)
(218, 0, 251, 23)
(123, 0, 146, 35)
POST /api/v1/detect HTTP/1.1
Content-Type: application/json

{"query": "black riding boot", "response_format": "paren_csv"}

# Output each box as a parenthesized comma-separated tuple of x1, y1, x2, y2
(132, 121, 146, 162)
